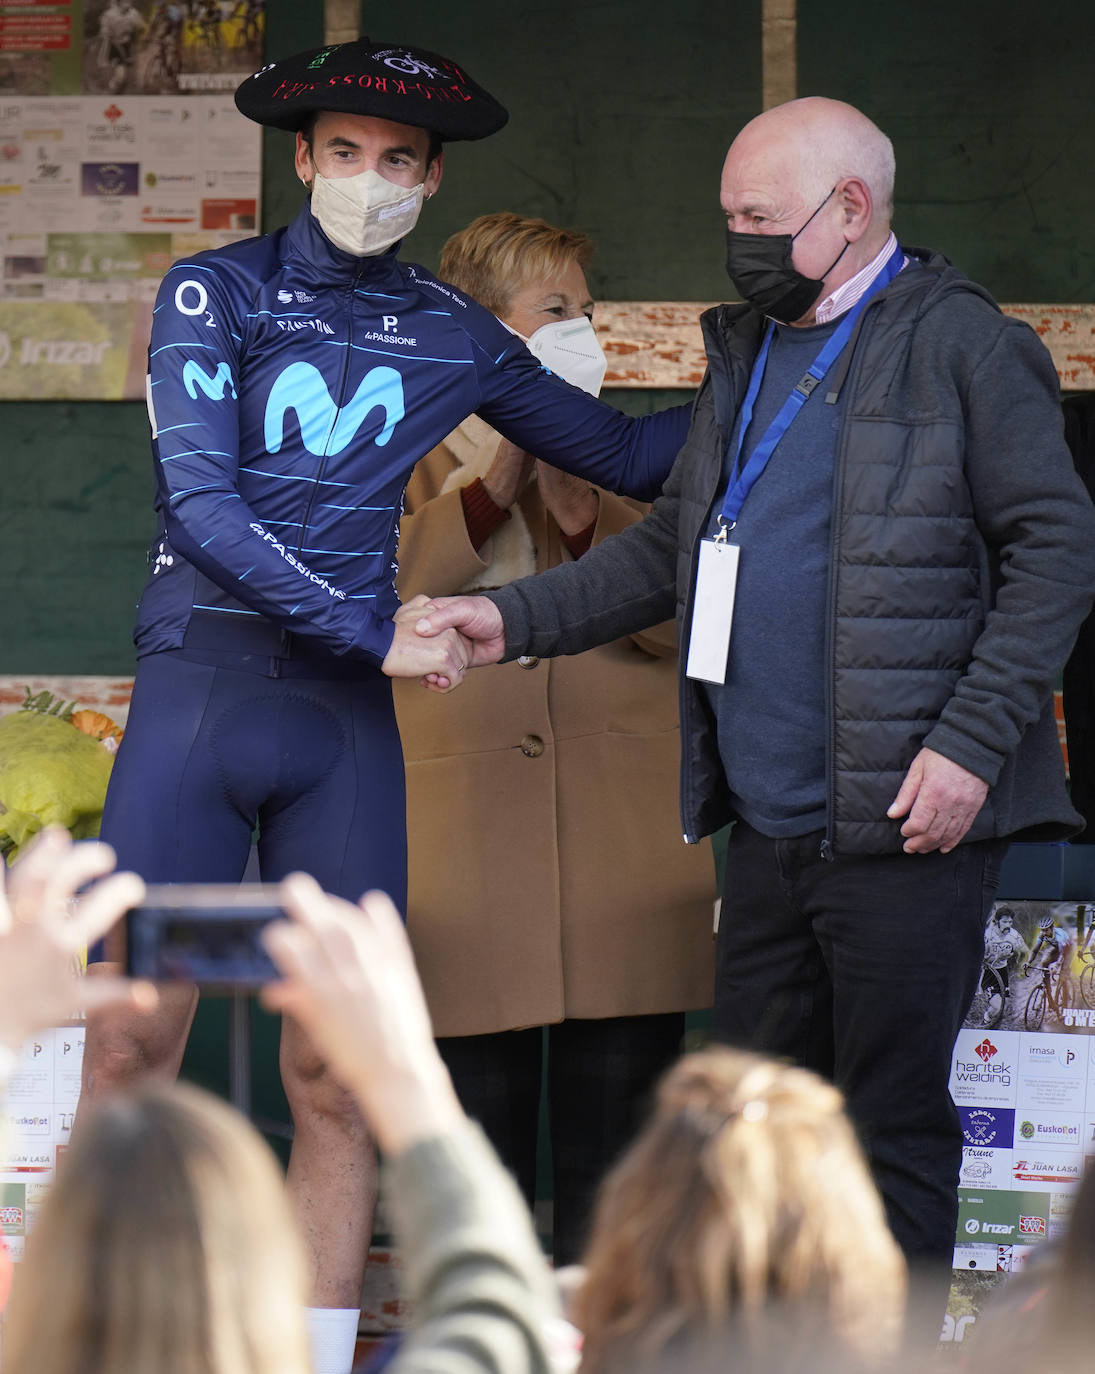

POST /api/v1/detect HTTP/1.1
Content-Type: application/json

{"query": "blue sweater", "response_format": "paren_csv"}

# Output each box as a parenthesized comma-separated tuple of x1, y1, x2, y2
(704, 316, 844, 836)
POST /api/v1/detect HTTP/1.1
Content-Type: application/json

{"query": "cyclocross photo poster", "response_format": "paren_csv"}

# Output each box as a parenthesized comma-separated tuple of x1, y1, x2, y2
(944, 899, 1095, 1347)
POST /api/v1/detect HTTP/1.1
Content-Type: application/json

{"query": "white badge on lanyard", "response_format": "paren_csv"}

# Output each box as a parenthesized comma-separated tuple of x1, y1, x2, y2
(686, 531, 740, 684)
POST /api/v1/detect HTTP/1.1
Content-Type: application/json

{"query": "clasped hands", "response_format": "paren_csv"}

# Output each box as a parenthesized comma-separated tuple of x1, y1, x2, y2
(381, 592, 506, 693)
(384, 601, 990, 854)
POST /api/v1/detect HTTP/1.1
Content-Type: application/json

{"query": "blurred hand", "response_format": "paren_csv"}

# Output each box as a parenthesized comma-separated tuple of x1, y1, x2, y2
(261, 876, 464, 1154)
(536, 461, 598, 536)
(481, 438, 535, 511)
(414, 596, 506, 692)
(0, 828, 156, 1051)
(887, 747, 990, 854)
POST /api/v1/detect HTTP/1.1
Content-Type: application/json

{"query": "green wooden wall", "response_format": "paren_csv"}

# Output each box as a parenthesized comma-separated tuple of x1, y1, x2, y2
(6, 2, 1095, 672)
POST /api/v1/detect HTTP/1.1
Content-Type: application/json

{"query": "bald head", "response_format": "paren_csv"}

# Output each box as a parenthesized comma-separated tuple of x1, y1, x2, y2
(732, 98, 895, 219)
(720, 98, 895, 322)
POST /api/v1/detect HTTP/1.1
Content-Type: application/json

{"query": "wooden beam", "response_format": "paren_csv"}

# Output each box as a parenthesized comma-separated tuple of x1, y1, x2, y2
(324, 0, 359, 45)
(762, 0, 796, 110)
(596, 301, 1095, 390)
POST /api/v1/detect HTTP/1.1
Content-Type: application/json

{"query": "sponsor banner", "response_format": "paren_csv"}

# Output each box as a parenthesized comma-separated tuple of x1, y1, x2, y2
(951, 1029, 1019, 1108)
(952, 1242, 999, 1272)
(1018, 1031, 1086, 1110)
(0, 92, 259, 394)
(960, 1105, 1015, 1149)
(960, 1147, 1013, 1190)
(0, 1183, 26, 1237)
(1013, 1108, 1083, 1152)
(80, 157, 138, 196)
(958, 1187, 1051, 1244)
(1, 1029, 83, 1249)
(1009, 1150, 1083, 1191)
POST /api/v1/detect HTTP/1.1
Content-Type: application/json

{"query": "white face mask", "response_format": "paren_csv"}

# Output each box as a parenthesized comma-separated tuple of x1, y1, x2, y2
(525, 315, 607, 396)
(308, 166, 424, 257)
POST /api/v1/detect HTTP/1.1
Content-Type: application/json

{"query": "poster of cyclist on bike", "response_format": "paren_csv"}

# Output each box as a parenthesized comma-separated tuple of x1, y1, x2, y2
(947, 901, 1095, 1293)
(83, 0, 265, 95)
(965, 902, 1092, 1033)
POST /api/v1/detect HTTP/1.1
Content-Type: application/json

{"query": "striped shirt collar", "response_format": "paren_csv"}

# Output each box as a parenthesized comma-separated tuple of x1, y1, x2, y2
(813, 231, 901, 325)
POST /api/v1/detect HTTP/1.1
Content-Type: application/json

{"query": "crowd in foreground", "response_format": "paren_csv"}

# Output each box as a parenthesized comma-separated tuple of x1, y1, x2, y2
(0, 829, 1090, 1374)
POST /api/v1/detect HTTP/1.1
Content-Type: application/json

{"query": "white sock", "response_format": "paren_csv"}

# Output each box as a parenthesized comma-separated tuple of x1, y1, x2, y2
(305, 1306, 360, 1374)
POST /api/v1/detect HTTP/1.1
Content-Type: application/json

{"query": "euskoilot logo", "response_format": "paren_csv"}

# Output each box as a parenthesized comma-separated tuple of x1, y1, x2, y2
(975, 1038, 998, 1063)
(1020, 1120, 1035, 1140)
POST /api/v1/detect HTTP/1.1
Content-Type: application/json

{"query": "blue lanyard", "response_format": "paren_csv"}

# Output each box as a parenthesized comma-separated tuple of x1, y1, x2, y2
(717, 243, 904, 534)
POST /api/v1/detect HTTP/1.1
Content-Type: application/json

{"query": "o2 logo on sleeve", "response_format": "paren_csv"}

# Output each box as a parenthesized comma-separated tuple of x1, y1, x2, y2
(174, 278, 216, 328)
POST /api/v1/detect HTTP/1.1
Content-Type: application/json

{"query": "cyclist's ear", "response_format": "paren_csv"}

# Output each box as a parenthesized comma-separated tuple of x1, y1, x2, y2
(424, 150, 443, 200)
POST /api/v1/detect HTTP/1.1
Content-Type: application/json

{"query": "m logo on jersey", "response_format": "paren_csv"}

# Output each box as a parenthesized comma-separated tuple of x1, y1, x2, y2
(183, 359, 237, 401)
(264, 361, 405, 455)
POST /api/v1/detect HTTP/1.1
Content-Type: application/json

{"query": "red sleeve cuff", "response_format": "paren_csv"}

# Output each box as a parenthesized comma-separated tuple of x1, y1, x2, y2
(561, 517, 597, 558)
(460, 477, 511, 550)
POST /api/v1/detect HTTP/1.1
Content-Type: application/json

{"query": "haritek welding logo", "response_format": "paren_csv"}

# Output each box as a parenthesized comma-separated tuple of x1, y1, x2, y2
(955, 1036, 1012, 1087)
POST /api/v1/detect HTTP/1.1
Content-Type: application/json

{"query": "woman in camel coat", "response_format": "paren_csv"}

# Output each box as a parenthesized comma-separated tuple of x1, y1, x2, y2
(393, 213, 715, 1262)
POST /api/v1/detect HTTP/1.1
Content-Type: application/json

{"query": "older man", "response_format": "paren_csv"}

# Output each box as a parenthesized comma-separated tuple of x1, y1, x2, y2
(416, 97, 1095, 1276)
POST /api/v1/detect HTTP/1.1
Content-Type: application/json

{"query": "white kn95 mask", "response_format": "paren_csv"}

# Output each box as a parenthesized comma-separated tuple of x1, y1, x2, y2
(309, 167, 424, 257)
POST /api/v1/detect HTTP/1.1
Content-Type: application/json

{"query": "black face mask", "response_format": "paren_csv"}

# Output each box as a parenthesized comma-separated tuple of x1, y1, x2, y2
(724, 186, 849, 324)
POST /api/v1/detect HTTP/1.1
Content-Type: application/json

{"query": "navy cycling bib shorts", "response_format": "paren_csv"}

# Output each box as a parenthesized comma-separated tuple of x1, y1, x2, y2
(99, 648, 407, 912)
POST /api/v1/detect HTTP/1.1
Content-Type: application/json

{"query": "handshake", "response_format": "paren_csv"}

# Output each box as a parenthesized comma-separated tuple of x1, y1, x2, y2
(380, 593, 508, 693)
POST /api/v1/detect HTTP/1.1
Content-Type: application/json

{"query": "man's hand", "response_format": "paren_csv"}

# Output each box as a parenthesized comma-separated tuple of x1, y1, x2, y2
(381, 612, 470, 692)
(261, 875, 464, 1155)
(887, 747, 990, 854)
(0, 828, 156, 1051)
(481, 438, 535, 511)
(414, 596, 507, 691)
(393, 592, 437, 624)
(536, 461, 598, 537)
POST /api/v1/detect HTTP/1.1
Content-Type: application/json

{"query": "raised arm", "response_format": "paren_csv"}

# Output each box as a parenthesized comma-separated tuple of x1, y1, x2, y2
(261, 878, 560, 1374)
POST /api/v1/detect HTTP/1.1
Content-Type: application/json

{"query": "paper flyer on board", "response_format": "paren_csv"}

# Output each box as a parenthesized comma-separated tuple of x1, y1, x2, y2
(1, 1025, 83, 1262)
(944, 900, 1095, 1350)
(0, 2, 263, 399)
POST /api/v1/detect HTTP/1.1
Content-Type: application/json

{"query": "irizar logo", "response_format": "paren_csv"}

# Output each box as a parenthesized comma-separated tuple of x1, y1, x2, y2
(264, 361, 404, 456)
(183, 359, 237, 401)
(964, 1218, 1013, 1236)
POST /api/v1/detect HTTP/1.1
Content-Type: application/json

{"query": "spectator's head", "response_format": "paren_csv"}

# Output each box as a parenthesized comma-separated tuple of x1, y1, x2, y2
(440, 212, 594, 327)
(3, 1081, 310, 1374)
(441, 212, 604, 394)
(576, 1047, 905, 1372)
(1042, 1156, 1095, 1361)
(721, 97, 894, 325)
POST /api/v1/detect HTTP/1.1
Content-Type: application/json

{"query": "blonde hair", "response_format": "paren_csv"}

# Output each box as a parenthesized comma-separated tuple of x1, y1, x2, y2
(576, 1048, 906, 1372)
(439, 211, 594, 317)
(3, 1081, 311, 1374)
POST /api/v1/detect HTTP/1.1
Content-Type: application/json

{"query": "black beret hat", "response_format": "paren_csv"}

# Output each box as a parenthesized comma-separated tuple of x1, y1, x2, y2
(234, 36, 508, 141)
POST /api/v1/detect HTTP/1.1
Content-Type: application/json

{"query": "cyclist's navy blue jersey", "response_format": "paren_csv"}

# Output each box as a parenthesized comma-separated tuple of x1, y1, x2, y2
(138, 203, 688, 666)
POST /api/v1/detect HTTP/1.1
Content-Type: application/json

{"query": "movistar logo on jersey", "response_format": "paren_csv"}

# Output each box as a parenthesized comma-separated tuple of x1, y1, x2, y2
(183, 359, 237, 400)
(264, 361, 405, 455)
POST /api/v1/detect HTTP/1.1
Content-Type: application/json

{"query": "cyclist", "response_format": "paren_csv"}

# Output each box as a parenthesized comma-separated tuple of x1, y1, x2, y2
(97, 0, 144, 92)
(979, 906, 1029, 1023)
(1027, 912, 1075, 1003)
(81, 35, 689, 1374)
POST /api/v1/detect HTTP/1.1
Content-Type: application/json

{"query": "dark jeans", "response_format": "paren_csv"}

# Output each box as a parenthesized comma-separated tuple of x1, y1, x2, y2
(438, 1013, 684, 1264)
(714, 822, 1007, 1268)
